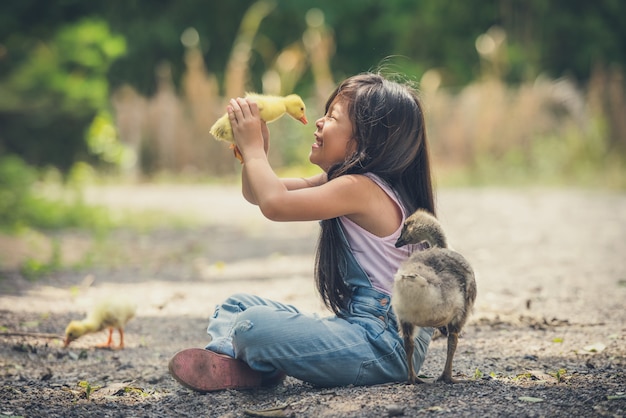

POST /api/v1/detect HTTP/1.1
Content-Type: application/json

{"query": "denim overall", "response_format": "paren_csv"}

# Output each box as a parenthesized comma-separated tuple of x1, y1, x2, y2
(205, 219, 433, 387)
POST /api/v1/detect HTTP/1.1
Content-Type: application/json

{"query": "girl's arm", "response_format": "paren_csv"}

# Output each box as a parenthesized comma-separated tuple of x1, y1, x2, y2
(282, 174, 327, 190)
(240, 118, 268, 204)
(243, 173, 326, 204)
(231, 97, 368, 222)
(234, 98, 326, 204)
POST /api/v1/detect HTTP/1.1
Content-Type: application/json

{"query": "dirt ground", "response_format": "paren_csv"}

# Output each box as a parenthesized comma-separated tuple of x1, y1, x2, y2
(1, 185, 625, 417)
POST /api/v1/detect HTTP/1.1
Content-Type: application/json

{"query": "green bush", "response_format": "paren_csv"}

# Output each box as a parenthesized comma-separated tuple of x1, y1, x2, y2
(0, 18, 126, 172)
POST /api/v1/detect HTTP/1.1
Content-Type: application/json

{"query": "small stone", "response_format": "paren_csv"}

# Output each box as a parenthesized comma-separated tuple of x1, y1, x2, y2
(386, 404, 405, 416)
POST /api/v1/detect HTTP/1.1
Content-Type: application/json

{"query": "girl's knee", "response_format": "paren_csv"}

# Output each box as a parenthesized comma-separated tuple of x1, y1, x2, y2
(211, 293, 255, 320)
(232, 306, 283, 347)
(222, 292, 255, 307)
(233, 305, 273, 333)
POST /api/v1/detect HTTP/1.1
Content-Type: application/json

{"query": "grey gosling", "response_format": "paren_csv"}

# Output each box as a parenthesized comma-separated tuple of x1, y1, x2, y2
(393, 209, 477, 384)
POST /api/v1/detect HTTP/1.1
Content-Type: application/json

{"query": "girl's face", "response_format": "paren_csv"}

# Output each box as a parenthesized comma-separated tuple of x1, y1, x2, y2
(310, 99, 355, 172)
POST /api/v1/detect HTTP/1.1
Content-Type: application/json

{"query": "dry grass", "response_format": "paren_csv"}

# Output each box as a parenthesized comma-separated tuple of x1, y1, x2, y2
(425, 66, 625, 188)
(112, 64, 624, 188)
(108, 2, 625, 188)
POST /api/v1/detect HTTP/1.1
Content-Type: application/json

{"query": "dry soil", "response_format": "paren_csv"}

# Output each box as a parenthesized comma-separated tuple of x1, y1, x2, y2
(0, 185, 625, 417)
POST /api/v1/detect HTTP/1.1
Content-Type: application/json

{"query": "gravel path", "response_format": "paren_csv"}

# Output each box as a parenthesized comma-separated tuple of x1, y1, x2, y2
(1, 185, 625, 417)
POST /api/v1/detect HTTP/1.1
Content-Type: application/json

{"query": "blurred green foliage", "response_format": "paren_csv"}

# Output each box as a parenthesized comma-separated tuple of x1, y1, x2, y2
(0, 17, 125, 171)
(99, 0, 624, 91)
(6, 19, 125, 111)
(0, 0, 624, 176)
(86, 111, 135, 169)
(0, 155, 111, 232)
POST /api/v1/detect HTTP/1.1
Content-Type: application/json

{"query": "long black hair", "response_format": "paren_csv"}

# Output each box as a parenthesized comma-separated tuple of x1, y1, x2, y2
(314, 73, 436, 315)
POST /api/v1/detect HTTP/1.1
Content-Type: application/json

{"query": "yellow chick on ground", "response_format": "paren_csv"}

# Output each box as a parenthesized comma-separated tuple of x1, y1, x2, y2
(64, 298, 136, 350)
(209, 93, 308, 162)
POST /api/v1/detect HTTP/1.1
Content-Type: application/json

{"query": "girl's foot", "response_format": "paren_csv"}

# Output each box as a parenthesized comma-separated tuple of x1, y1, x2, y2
(169, 348, 265, 392)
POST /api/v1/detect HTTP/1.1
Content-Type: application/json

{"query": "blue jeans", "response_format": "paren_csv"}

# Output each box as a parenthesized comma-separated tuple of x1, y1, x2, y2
(205, 219, 433, 387)
(205, 291, 433, 387)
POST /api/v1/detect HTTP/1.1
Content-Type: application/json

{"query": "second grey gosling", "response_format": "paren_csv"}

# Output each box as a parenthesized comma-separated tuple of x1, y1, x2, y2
(393, 209, 477, 384)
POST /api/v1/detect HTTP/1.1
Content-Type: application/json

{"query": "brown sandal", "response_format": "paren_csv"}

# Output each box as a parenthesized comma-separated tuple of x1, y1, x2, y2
(168, 348, 264, 392)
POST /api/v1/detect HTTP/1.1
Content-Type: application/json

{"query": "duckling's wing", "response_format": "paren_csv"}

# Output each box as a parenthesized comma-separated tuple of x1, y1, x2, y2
(438, 251, 476, 305)
(403, 249, 475, 301)
(416, 250, 472, 281)
(420, 249, 477, 312)
(246, 93, 286, 122)
(95, 299, 137, 329)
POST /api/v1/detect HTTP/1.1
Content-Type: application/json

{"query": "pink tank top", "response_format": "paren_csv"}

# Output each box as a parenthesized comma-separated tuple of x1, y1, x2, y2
(339, 173, 420, 295)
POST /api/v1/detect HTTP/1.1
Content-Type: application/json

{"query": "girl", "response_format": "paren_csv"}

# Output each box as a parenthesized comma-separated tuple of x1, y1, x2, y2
(169, 72, 436, 391)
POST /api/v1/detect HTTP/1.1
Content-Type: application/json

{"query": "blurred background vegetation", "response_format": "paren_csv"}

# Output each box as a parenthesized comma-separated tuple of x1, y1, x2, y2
(0, 0, 625, 236)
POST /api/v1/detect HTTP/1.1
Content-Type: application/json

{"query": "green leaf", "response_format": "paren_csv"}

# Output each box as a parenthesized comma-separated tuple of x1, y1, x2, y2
(552, 368, 567, 382)
(77, 380, 102, 400)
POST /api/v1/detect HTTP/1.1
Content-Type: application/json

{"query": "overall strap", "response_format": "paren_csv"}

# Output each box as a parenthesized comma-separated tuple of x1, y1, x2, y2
(333, 218, 375, 290)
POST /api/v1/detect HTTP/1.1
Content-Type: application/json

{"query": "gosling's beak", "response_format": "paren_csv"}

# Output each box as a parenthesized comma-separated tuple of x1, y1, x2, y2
(299, 115, 308, 125)
(63, 337, 71, 347)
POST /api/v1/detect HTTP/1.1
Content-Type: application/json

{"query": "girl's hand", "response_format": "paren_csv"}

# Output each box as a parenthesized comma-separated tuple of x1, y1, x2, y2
(228, 98, 268, 159)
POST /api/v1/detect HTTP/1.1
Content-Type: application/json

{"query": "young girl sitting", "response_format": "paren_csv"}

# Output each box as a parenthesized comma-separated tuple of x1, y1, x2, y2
(169, 72, 436, 391)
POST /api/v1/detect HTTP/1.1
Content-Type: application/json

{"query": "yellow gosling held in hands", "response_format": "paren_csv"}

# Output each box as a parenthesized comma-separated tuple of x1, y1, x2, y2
(209, 93, 308, 162)
(64, 298, 137, 350)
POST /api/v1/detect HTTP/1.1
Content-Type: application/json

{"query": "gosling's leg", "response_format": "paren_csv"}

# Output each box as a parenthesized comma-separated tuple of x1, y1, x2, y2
(401, 322, 427, 384)
(117, 327, 125, 349)
(437, 331, 466, 384)
(96, 328, 114, 348)
(404, 336, 415, 383)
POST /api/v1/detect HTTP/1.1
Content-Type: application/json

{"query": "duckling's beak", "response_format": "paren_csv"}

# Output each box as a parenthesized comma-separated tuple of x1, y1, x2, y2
(299, 115, 308, 124)
(63, 337, 71, 347)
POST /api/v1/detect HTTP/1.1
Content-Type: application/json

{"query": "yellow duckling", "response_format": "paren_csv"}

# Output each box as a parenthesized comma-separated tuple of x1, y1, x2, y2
(210, 93, 308, 162)
(64, 298, 136, 349)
